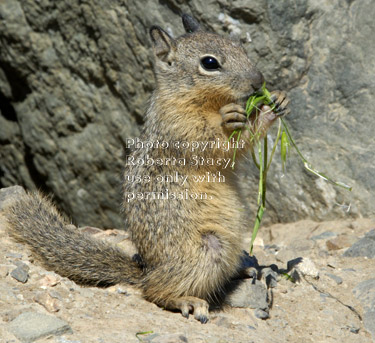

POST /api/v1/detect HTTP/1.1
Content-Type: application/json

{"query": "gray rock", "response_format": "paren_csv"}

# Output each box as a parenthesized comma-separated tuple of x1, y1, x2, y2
(353, 278, 375, 310)
(346, 325, 360, 334)
(287, 257, 319, 281)
(10, 264, 29, 283)
(0, 0, 374, 226)
(0, 185, 26, 210)
(343, 229, 375, 258)
(325, 273, 343, 285)
(311, 231, 337, 241)
(5, 251, 23, 259)
(254, 309, 269, 320)
(363, 310, 375, 341)
(226, 279, 268, 311)
(352, 279, 375, 339)
(8, 312, 72, 342)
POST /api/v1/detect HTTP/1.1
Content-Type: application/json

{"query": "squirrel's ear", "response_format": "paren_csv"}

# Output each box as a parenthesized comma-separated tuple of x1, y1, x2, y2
(182, 14, 201, 33)
(150, 26, 176, 63)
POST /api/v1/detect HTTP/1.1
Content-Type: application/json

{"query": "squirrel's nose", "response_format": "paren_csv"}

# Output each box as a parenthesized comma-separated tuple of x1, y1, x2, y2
(250, 69, 264, 91)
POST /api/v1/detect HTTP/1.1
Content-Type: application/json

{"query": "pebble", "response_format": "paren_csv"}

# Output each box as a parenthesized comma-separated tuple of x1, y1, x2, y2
(8, 311, 72, 342)
(325, 273, 343, 285)
(287, 257, 319, 282)
(343, 229, 375, 258)
(345, 325, 360, 334)
(326, 235, 352, 251)
(254, 308, 269, 320)
(39, 274, 61, 288)
(226, 279, 268, 311)
(5, 252, 23, 259)
(34, 291, 61, 312)
(311, 231, 337, 241)
(10, 265, 29, 283)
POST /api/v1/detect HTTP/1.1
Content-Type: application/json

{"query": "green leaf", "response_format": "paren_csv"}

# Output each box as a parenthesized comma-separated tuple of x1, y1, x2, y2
(280, 130, 290, 172)
(262, 82, 272, 102)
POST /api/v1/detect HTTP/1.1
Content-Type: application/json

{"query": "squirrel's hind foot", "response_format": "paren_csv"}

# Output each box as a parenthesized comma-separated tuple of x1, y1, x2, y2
(166, 296, 209, 324)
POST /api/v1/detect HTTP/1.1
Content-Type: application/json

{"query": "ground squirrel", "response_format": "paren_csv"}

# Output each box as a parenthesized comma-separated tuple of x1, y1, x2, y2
(5, 14, 289, 323)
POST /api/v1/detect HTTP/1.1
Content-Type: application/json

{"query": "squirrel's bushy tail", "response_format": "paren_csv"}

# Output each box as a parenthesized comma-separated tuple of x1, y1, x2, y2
(5, 192, 143, 287)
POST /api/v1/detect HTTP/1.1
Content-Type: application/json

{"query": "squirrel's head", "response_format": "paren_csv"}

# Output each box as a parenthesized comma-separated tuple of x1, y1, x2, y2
(149, 14, 264, 109)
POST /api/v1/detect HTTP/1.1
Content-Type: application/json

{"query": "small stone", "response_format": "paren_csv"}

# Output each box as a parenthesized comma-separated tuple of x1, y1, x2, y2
(39, 274, 61, 288)
(226, 279, 268, 311)
(326, 234, 352, 251)
(287, 257, 319, 281)
(253, 236, 264, 248)
(345, 325, 360, 334)
(34, 291, 61, 312)
(8, 312, 72, 342)
(311, 231, 337, 241)
(10, 265, 29, 283)
(49, 290, 64, 301)
(254, 308, 269, 320)
(0, 186, 26, 210)
(116, 287, 129, 295)
(15, 261, 30, 270)
(343, 229, 375, 258)
(325, 273, 343, 285)
(5, 252, 23, 259)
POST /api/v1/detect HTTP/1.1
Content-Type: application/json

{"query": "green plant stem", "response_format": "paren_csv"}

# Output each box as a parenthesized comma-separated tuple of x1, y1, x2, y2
(280, 118, 352, 191)
(250, 205, 264, 255)
(262, 136, 267, 207)
(266, 119, 282, 174)
(250, 145, 260, 169)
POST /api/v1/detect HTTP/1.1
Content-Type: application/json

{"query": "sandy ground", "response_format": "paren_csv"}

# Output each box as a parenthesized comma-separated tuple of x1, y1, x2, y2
(1, 212, 374, 343)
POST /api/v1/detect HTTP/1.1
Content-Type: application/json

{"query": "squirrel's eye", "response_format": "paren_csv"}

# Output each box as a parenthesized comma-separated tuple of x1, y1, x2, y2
(200, 56, 220, 70)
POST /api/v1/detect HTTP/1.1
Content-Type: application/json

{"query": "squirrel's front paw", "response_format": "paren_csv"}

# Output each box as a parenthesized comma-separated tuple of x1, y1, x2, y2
(269, 90, 290, 117)
(219, 103, 247, 131)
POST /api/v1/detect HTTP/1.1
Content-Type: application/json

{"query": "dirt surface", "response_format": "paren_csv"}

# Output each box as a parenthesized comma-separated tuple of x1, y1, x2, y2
(1, 212, 374, 343)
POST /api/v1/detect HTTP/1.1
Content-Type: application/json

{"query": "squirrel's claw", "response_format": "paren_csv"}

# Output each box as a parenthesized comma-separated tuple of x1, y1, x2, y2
(269, 90, 290, 117)
(219, 103, 248, 131)
(170, 296, 210, 323)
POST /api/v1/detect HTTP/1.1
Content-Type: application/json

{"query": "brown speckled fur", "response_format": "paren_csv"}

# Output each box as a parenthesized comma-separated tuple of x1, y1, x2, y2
(5, 15, 288, 323)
